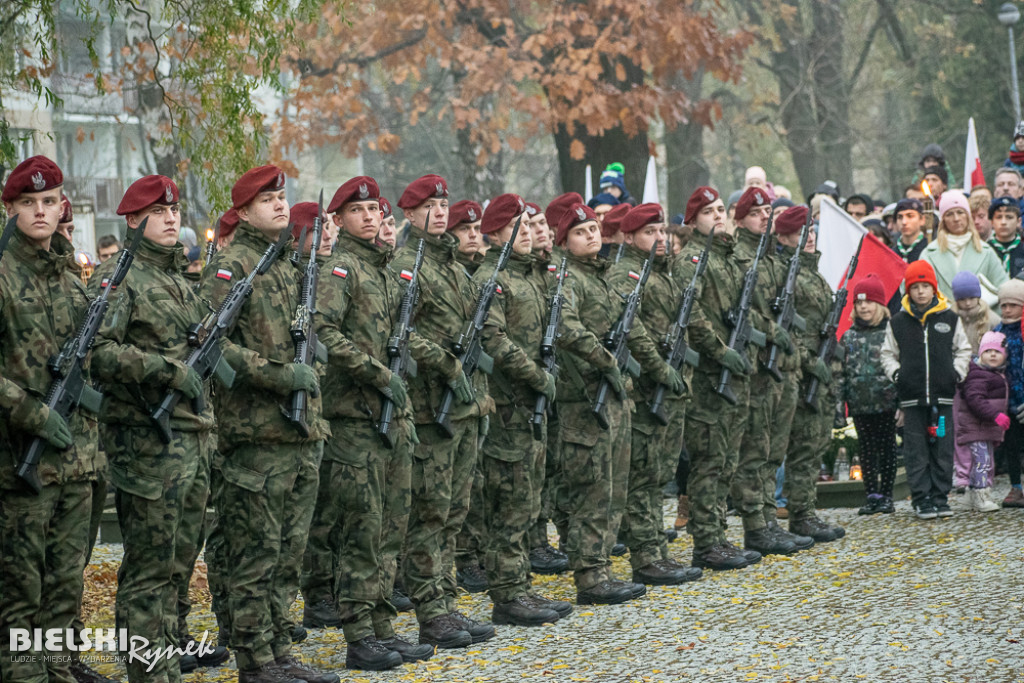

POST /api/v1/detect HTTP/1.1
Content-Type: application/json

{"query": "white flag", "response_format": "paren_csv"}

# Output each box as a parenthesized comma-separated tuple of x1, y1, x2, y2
(642, 155, 659, 204)
(584, 164, 593, 203)
(817, 196, 867, 290)
(964, 117, 985, 192)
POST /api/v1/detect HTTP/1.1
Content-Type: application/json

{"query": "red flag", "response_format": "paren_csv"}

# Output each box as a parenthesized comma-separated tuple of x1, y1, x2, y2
(835, 233, 907, 339)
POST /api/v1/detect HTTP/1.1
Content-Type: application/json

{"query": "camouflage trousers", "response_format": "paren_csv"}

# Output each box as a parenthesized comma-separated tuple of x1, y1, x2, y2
(174, 441, 213, 642)
(71, 473, 108, 651)
(765, 372, 800, 524)
(555, 399, 631, 590)
(215, 440, 322, 671)
(454, 463, 486, 570)
(405, 417, 479, 623)
(481, 405, 546, 603)
(685, 370, 750, 549)
(785, 381, 834, 519)
(731, 372, 786, 532)
(527, 415, 563, 550)
(0, 479, 93, 683)
(620, 398, 685, 570)
(105, 427, 213, 683)
(301, 418, 413, 642)
(204, 469, 229, 644)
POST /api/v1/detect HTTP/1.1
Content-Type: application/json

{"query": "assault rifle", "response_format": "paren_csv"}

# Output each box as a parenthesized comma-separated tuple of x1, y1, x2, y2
(762, 211, 812, 382)
(649, 229, 713, 426)
(434, 217, 521, 437)
(0, 215, 17, 264)
(379, 238, 425, 448)
(716, 220, 771, 405)
(286, 190, 328, 438)
(592, 242, 657, 429)
(531, 256, 568, 440)
(17, 220, 146, 494)
(805, 236, 862, 409)
(151, 227, 292, 444)
(614, 242, 626, 263)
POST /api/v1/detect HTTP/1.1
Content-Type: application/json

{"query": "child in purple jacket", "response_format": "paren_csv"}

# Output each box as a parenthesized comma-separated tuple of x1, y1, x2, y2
(953, 331, 1010, 512)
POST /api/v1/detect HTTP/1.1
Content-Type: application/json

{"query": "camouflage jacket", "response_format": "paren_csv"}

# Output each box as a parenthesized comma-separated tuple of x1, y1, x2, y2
(734, 228, 799, 373)
(0, 230, 101, 488)
(456, 250, 485, 276)
(316, 231, 456, 423)
(608, 243, 691, 403)
(556, 252, 668, 404)
(392, 226, 491, 423)
(783, 246, 840, 401)
(89, 234, 216, 433)
(199, 222, 327, 449)
(476, 249, 549, 421)
(838, 318, 898, 414)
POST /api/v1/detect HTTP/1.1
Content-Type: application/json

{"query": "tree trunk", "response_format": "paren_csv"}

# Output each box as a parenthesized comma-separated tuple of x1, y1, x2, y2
(810, 0, 853, 194)
(665, 70, 708, 216)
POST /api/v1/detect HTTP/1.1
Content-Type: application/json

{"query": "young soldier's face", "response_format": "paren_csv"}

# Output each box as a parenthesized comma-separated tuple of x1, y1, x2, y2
(992, 207, 1021, 242)
(492, 214, 532, 255)
(625, 223, 666, 256)
(319, 218, 337, 256)
(98, 243, 120, 262)
(377, 216, 397, 247)
(564, 220, 601, 257)
(129, 203, 181, 247)
(56, 219, 74, 242)
(450, 221, 483, 254)
(4, 187, 63, 248)
(804, 227, 817, 252)
(405, 198, 449, 236)
(239, 189, 289, 233)
(334, 200, 380, 241)
(909, 282, 935, 306)
(693, 199, 727, 237)
(738, 205, 772, 234)
(529, 214, 550, 251)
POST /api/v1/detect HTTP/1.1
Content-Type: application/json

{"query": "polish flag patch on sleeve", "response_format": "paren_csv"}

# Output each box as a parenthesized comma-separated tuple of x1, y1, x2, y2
(400, 269, 414, 281)
(496, 285, 503, 294)
(548, 264, 557, 272)
(332, 266, 348, 278)
(215, 269, 232, 281)
(100, 278, 115, 290)
(628, 271, 640, 281)
(691, 255, 700, 263)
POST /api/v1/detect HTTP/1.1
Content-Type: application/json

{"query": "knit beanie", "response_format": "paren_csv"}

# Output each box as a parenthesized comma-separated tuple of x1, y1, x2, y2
(853, 274, 886, 305)
(951, 271, 982, 300)
(998, 278, 1024, 306)
(938, 191, 970, 219)
(904, 260, 937, 292)
(979, 331, 1007, 358)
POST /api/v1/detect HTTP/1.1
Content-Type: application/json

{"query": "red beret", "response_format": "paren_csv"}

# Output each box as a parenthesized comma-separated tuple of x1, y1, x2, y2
(556, 203, 598, 246)
(59, 195, 73, 224)
(219, 209, 239, 239)
(905, 260, 937, 291)
(328, 176, 380, 213)
(289, 202, 322, 239)
(853, 274, 886, 305)
(545, 192, 584, 231)
(525, 202, 541, 217)
(117, 175, 179, 216)
(447, 200, 483, 230)
(775, 206, 809, 236)
(601, 203, 632, 238)
(379, 197, 393, 219)
(733, 186, 771, 221)
(684, 186, 720, 225)
(398, 174, 448, 209)
(481, 194, 526, 235)
(231, 165, 286, 210)
(620, 203, 665, 234)
(2, 155, 63, 202)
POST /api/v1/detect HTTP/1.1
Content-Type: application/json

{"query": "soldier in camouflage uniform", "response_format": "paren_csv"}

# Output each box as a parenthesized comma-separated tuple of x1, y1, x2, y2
(0, 156, 102, 683)
(553, 203, 681, 604)
(471, 193, 572, 626)
(199, 165, 336, 683)
(673, 187, 763, 571)
(86, 176, 225, 682)
(607, 204, 703, 585)
(728, 188, 815, 557)
(775, 206, 846, 543)
(392, 174, 494, 649)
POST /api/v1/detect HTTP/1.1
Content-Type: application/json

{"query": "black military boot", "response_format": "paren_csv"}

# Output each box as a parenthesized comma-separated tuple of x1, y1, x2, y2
(448, 610, 496, 643)
(529, 545, 569, 575)
(744, 526, 798, 556)
(610, 578, 647, 599)
(576, 580, 633, 605)
(344, 636, 404, 671)
(302, 597, 344, 628)
(767, 521, 814, 550)
(724, 541, 762, 564)
(455, 564, 489, 593)
(492, 595, 561, 626)
(378, 636, 434, 662)
(418, 614, 472, 649)
(70, 657, 120, 683)
(790, 515, 844, 543)
(391, 586, 414, 612)
(238, 662, 304, 683)
(691, 544, 748, 571)
(632, 560, 694, 586)
(291, 625, 308, 643)
(275, 655, 341, 682)
(523, 592, 573, 619)
(653, 558, 703, 583)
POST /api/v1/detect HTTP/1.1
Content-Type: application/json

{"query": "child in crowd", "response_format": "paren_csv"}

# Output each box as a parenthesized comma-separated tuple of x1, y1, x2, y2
(951, 271, 999, 354)
(881, 261, 972, 519)
(953, 331, 1009, 512)
(994, 279, 1024, 507)
(839, 275, 899, 515)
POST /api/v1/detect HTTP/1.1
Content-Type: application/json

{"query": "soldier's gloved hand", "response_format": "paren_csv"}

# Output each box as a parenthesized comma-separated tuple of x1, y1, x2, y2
(290, 364, 320, 398)
(408, 424, 420, 446)
(720, 348, 748, 376)
(664, 366, 685, 396)
(10, 399, 72, 449)
(603, 366, 626, 397)
(480, 415, 490, 438)
(381, 373, 408, 408)
(41, 409, 74, 449)
(809, 357, 832, 384)
(540, 371, 557, 401)
(773, 327, 793, 354)
(172, 367, 204, 400)
(448, 370, 473, 404)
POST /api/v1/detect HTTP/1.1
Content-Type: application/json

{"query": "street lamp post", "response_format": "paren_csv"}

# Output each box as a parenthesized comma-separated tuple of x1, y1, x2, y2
(999, 2, 1022, 122)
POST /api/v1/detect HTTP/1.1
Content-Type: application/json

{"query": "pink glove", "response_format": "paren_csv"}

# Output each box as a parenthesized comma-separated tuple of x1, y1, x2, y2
(996, 413, 1011, 430)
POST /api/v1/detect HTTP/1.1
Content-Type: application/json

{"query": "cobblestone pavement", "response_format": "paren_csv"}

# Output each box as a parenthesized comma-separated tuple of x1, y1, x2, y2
(84, 481, 1024, 683)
